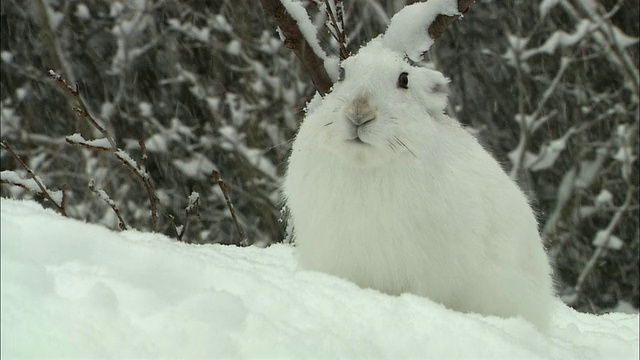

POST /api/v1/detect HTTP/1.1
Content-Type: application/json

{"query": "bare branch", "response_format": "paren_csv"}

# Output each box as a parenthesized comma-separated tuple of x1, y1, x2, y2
(212, 170, 248, 246)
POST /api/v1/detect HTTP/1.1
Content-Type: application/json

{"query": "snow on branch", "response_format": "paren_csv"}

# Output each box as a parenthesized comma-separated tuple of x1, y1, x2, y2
(65, 133, 114, 151)
(175, 191, 200, 242)
(88, 180, 128, 230)
(259, 0, 334, 95)
(1, 141, 67, 215)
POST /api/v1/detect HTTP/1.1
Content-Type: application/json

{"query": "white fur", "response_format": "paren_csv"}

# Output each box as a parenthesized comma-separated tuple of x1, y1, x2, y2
(283, 39, 554, 328)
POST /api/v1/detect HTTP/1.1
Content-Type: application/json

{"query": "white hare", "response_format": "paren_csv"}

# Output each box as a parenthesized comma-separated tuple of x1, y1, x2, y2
(283, 38, 554, 328)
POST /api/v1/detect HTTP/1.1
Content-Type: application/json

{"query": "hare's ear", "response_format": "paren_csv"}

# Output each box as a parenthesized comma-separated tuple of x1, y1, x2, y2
(416, 69, 450, 112)
(429, 74, 449, 96)
(382, 1, 461, 62)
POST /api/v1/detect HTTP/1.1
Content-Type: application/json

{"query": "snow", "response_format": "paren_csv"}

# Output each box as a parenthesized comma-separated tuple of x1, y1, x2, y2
(219, 126, 277, 179)
(1, 198, 638, 359)
(0, 50, 13, 63)
(75, 3, 91, 20)
(1, 171, 42, 194)
(226, 39, 242, 55)
(138, 101, 153, 117)
(595, 189, 613, 207)
(383, 0, 460, 61)
(592, 230, 625, 250)
(66, 133, 113, 150)
(172, 154, 217, 180)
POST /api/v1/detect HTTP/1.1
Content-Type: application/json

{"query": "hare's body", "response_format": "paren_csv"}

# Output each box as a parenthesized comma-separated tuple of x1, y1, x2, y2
(284, 40, 554, 328)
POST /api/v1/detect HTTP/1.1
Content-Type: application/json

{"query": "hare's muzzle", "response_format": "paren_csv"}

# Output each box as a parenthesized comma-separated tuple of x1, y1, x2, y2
(345, 94, 377, 126)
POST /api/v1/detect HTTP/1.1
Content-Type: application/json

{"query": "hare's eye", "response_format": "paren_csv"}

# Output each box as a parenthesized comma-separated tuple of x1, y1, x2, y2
(397, 72, 409, 89)
(338, 66, 345, 81)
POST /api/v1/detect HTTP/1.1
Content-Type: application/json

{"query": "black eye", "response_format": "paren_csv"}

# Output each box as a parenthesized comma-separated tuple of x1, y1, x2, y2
(338, 66, 345, 81)
(397, 72, 409, 89)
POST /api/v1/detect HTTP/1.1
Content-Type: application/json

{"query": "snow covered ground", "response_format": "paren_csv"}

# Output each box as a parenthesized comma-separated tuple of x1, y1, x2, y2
(1, 198, 638, 359)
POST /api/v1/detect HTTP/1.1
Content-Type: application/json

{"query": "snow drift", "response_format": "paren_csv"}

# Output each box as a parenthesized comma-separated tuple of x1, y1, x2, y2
(1, 198, 638, 359)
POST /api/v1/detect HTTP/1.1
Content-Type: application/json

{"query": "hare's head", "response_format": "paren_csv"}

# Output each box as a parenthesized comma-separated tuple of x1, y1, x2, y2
(296, 39, 450, 167)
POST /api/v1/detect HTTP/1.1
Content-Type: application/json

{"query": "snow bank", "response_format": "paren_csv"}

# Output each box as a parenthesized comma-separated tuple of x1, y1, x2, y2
(1, 198, 638, 359)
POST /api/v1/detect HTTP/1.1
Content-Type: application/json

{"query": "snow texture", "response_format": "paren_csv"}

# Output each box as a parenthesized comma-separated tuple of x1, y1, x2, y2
(2, 198, 638, 359)
(382, 0, 460, 61)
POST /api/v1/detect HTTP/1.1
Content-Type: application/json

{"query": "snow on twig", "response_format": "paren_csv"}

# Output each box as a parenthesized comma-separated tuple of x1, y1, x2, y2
(65, 133, 114, 151)
(176, 191, 200, 242)
(88, 180, 128, 230)
(0, 141, 67, 216)
(114, 149, 158, 230)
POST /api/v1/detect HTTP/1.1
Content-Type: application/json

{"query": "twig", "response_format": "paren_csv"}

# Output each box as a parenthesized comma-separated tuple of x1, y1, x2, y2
(212, 170, 248, 246)
(88, 180, 128, 230)
(570, 186, 634, 305)
(0, 141, 67, 216)
(323, 0, 348, 60)
(48, 70, 117, 149)
(50, 71, 159, 231)
(176, 191, 200, 242)
(114, 150, 158, 230)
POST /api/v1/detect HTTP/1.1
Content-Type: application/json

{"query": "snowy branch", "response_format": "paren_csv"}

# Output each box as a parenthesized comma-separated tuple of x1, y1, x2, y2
(569, 185, 635, 305)
(176, 191, 200, 242)
(88, 180, 128, 230)
(50, 70, 158, 231)
(259, 0, 333, 95)
(48, 70, 117, 149)
(0, 141, 67, 216)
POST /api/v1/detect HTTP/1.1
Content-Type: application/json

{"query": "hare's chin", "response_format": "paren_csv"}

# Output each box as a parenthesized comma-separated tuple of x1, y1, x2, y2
(325, 138, 390, 167)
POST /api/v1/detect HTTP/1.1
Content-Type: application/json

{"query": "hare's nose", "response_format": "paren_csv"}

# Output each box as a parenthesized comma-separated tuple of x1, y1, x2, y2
(345, 94, 377, 126)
